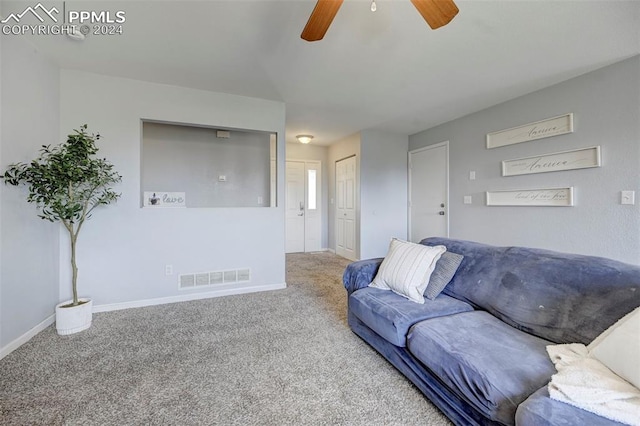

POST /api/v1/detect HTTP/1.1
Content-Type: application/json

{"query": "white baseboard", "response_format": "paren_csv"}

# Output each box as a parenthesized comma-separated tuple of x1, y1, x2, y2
(1, 283, 287, 359)
(93, 282, 287, 313)
(0, 314, 55, 360)
(325, 248, 336, 254)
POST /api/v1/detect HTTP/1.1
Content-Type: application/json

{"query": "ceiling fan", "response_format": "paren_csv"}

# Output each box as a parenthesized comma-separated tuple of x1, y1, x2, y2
(301, 0, 459, 42)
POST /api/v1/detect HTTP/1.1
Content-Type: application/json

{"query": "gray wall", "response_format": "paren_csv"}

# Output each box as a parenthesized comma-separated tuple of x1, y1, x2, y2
(409, 56, 640, 264)
(59, 69, 286, 307)
(1, 36, 60, 350)
(143, 122, 272, 208)
(286, 143, 329, 249)
(327, 130, 409, 260)
(360, 130, 409, 259)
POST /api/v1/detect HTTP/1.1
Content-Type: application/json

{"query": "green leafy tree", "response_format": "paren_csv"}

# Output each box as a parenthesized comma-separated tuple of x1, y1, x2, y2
(3, 125, 122, 306)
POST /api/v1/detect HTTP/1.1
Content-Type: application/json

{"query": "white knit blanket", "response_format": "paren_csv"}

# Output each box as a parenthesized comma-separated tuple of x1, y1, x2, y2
(547, 343, 640, 426)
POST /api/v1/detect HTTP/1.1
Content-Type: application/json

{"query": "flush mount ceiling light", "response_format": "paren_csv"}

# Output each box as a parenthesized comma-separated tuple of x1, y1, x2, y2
(296, 135, 314, 144)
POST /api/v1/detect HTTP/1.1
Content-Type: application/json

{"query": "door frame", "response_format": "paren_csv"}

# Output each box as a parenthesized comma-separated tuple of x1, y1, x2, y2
(408, 141, 450, 241)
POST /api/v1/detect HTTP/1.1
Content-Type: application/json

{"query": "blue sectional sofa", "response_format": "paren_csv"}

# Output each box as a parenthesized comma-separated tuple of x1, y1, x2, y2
(343, 237, 640, 426)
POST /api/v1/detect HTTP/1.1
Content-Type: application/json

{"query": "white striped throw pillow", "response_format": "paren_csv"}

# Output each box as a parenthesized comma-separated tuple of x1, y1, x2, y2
(369, 238, 446, 304)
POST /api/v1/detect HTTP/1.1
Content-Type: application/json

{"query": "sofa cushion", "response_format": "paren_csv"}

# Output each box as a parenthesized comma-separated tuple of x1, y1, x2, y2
(343, 258, 383, 294)
(407, 311, 556, 425)
(420, 237, 640, 345)
(424, 251, 464, 300)
(369, 239, 446, 304)
(516, 386, 627, 426)
(349, 287, 474, 347)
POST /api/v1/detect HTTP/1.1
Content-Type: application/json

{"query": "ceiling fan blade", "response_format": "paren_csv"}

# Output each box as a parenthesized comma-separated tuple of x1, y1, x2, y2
(301, 0, 344, 42)
(410, 0, 459, 30)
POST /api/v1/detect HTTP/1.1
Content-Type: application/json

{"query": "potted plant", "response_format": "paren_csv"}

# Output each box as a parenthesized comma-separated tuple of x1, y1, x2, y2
(2, 124, 121, 335)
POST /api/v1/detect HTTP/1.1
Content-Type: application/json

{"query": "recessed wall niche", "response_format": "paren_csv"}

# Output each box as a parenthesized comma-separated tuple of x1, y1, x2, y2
(141, 121, 277, 208)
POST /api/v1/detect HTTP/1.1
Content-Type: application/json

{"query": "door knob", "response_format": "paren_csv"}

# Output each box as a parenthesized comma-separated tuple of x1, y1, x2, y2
(438, 211, 445, 215)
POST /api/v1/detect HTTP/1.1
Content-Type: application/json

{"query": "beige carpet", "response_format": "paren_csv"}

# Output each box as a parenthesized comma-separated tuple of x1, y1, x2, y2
(0, 252, 451, 425)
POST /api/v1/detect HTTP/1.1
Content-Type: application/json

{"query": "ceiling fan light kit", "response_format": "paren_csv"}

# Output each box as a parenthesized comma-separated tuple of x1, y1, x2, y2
(301, 0, 459, 42)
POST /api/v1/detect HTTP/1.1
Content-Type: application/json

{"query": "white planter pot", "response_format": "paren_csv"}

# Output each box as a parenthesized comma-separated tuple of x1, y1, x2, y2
(55, 298, 93, 335)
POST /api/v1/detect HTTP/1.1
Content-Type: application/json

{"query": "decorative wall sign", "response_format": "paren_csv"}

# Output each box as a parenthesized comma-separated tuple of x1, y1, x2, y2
(502, 146, 601, 177)
(486, 113, 574, 149)
(143, 191, 186, 207)
(486, 187, 574, 207)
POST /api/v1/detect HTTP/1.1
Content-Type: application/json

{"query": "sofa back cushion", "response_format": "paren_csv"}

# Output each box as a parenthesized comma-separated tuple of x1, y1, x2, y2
(421, 237, 640, 345)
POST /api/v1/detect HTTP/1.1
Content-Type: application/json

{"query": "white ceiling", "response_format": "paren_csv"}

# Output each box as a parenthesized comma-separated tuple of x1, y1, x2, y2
(5, 0, 640, 145)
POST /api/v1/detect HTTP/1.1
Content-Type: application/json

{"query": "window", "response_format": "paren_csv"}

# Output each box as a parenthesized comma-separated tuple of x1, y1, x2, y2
(308, 169, 317, 210)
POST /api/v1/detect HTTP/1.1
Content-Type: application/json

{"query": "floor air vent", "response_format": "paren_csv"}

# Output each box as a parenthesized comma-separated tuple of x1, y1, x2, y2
(179, 268, 251, 290)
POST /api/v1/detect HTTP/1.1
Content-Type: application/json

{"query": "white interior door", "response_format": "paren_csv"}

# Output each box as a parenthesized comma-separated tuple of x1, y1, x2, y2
(286, 161, 305, 253)
(286, 160, 323, 253)
(409, 143, 449, 243)
(336, 156, 357, 260)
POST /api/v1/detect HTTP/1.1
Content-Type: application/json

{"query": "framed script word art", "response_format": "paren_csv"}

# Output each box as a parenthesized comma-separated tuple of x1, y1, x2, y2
(143, 191, 186, 208)
(486, 113, 574, 149)
(502, 146, 601, 177)
(486, 187, 574, 207)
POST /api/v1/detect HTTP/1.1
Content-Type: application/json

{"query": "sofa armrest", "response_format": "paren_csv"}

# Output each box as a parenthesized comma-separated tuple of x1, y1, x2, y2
(343, 258, 383, 295)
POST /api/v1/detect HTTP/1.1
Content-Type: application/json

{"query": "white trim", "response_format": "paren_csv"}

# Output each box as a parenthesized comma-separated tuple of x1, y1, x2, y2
(408, 142, 450, 242)
(0, 314, 55, 360)
(93, 282, 287, 313)
(324, 248, 336, 254)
